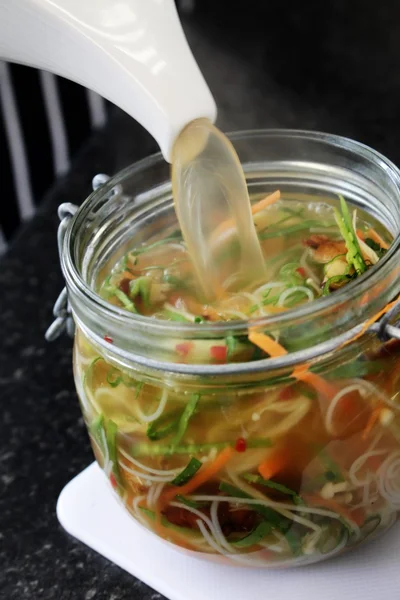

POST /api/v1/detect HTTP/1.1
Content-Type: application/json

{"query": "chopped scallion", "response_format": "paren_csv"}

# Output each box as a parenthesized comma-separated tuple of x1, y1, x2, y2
(131, 438, 271, 457)
(171, 394, 200, 447)
(231, 520, 272, 548)
(171, 457, 202, 486)
(243, 474, 302, 503)
(146, 409, 181, 441)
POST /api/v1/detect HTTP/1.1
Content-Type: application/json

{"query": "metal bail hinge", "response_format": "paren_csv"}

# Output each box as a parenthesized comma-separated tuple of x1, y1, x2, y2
(45, 202, 78, 341)
(44, 174, 114, 342)
(369, 296, 400, 342)
(45, 287, 75, 341)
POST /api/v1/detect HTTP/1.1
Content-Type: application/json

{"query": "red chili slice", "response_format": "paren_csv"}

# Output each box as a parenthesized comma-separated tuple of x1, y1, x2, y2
(210, 345, 228, 362)
(296, 267, 306, 278)
(175, 342, 194, 357)
(235, 438, 247, 452)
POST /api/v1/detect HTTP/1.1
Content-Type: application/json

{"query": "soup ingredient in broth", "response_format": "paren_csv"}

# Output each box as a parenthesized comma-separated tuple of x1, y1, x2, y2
(75, 324, 400, 566)
(99, 193, 390, 323)
(171, 119, 266, 300)
(72, 189, 400, 567)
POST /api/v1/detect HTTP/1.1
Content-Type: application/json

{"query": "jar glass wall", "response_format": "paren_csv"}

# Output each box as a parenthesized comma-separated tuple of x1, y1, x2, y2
(62, 130, 400, 567)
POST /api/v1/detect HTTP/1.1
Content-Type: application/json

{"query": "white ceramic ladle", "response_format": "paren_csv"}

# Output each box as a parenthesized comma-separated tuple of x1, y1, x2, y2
(0, 0, 217, 161)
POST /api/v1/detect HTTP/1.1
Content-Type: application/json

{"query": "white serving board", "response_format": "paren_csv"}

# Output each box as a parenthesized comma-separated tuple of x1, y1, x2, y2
(57, 462, 400, 600)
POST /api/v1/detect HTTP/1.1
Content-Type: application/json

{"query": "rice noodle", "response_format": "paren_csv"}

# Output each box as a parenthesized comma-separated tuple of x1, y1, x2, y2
(217, 449, 272, 476)
(238, 291, 260, 304)
(377, 451, 400, 508)
(359, 483, 378, 509)
(271, 529, 289, 549)
(257, 305, 275, 316)
(196, 520, 280, 567)
(149, 242, 185, 253)
(210, 500, 237, 552)
(349, 449, 388, 486)
(91, 387, 137, 416)
(86, 387, 105, 415)
(306, 278, 321, 294)
(135, 388, 169, 423)
(190, 495, 346, 531)
(100, 428, 111, 476)
(118, 447, 182, 476)
(352, 479, 380, 511)
(227, 470, 271, 501)
(277, 286, 314, 307)
(299, 248, 320, 285)
(197, 517, 329, 567)
(253, 281, 285, 296)
(325, 384, 369, 435)
(147, 482, 165, 508)
(352, 378, 397, 410)
(131, 495, 150, 527)
(209, 396, 310, 444)
(222, 309, 250, 320)
(196, 519, 228, 556)
(188, 495, 352, 525)
(119, 461, 176, 483)
(75, 351, 95, 368)
(247, 397, 311, 439)
(170, 501, 214, 531)
(169, 500, 234, 555)
(259, 541, 284, 553)
(221, 273, 242, 291)
(146, 482, 157, 506)
(302, 529, 323, 555)
(163, 303, 196, 322)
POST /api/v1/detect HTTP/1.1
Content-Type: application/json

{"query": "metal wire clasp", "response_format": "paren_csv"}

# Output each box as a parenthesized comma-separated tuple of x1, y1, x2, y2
(45, 174, 114, 342)
(44, 203, 78, 341)
(369, 298, 400, 342)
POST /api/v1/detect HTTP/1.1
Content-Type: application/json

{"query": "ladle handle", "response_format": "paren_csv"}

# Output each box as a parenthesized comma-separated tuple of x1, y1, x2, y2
(0, 0, 217, 161)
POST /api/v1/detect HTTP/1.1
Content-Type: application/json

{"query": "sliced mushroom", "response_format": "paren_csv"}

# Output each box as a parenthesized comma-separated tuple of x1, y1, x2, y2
(304, 235, 347, 264)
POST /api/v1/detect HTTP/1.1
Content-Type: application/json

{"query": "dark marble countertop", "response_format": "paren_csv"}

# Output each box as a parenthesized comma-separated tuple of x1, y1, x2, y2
(2, 6, 400, 599)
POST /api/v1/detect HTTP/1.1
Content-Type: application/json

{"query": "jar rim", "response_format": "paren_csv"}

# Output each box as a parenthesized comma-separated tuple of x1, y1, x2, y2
(62, 128, 400, 341)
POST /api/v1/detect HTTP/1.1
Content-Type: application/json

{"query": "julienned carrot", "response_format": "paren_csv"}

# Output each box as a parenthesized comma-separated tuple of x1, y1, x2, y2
(211, 191, 281, 242)
(366, 228, 389, 250)
(258, 447, 290, 480)
(248, 331, 288, 358)
(342, 295, 400, 347)
(362, 404, 383, 440)
(302, 494, 365, 527)
(250, 190, 281, 216)
(293, 368, 339, 400)
(251, 295, 400, 371)
(162, 446, 235, 505)
(248, 332, 339, 399)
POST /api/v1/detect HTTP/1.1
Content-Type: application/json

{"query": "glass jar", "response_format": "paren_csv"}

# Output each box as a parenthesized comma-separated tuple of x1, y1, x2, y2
(56, 130, 400, 568)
